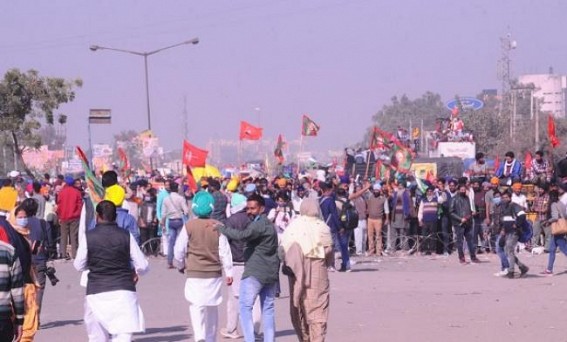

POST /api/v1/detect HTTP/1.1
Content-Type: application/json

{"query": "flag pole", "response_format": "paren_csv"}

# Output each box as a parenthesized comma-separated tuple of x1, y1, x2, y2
(298, 134, 304, 173)
(364, 149, 372, 179)
(238, 139, 242, 170)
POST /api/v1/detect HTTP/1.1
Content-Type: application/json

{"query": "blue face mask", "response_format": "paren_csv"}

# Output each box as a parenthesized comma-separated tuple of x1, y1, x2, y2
(16, 217, 28, 227)
(493, 197, 501, 205)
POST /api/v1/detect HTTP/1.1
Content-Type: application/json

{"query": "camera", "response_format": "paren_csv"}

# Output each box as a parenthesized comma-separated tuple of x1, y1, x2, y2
(45, 267, 59, 286)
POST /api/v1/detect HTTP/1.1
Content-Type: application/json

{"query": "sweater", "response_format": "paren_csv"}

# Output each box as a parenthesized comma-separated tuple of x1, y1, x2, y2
(185, 219, 222, 278)
(56, 186, 83, 222)
(0, 241, 24, 325)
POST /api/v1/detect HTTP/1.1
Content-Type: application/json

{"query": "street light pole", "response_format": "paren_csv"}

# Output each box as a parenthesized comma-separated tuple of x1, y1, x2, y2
(90, 38, 199, 133)
(144, 55, 151, 131)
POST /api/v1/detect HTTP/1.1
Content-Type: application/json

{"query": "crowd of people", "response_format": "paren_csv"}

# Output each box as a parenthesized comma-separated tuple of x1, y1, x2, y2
(0, 146, 567, 341)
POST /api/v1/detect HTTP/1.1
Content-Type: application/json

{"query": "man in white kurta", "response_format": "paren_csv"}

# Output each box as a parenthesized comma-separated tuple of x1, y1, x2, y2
(174, 190, 232, 342)
(74, 200, 149, 342)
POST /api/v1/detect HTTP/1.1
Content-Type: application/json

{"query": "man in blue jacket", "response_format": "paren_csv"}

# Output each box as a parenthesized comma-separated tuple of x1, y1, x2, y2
(495, 151, 522, 186)
(319, 182, 349, 272)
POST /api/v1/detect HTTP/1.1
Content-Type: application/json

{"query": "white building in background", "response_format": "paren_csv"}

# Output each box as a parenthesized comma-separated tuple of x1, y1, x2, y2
(518, 73, 567, 118)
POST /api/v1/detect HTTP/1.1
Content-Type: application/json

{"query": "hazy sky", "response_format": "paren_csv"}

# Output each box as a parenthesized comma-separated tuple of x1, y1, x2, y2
(1, 0, 566, 157)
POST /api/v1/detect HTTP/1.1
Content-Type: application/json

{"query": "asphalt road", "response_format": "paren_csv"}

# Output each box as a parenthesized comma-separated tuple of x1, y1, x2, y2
(37, 250, 567, 341)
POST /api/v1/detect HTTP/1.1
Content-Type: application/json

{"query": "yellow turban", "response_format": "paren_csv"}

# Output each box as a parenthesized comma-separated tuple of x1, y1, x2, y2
(226, 177, 239, 192)
(104, 184, 125, 207)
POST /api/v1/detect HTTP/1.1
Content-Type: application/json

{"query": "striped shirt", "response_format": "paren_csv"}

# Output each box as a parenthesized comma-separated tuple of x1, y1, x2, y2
(0, 241, 24, 325)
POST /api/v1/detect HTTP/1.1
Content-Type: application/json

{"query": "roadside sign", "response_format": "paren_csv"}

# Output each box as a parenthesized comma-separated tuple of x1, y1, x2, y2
(446, 97, 484, 111)
(89, 109, 111, 124)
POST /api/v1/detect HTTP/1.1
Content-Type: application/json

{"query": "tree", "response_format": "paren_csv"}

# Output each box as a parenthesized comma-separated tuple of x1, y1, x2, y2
(0, 69, 81, 177)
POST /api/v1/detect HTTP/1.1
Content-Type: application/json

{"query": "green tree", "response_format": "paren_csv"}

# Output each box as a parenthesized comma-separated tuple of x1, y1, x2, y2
(0, 69, 81, 177)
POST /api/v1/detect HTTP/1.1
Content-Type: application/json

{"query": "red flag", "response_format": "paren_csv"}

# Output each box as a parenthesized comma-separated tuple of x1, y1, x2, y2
(425, 169, 436, 183)
(117, 148, 130, 172)
(548, 113, 560, 148)
(186, 165, 197, 193)
(239, 121, 263, 140)
(274, 134, 285, 164)
(493, 155, 500, 173)
(524, 151, 533, 174)
(301, 115, 320, 136)
(182, 140, 208, 167)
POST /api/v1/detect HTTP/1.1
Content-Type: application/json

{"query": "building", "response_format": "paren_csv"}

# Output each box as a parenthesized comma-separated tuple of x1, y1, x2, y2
(518, 73, 567, 118)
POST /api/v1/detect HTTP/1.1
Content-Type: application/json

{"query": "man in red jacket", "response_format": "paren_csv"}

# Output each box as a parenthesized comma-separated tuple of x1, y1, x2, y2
(56, 177, 83, 259)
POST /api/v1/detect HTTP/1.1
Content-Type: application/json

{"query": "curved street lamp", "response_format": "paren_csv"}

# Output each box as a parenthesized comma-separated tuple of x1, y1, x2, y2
(89, 38, 199, 131)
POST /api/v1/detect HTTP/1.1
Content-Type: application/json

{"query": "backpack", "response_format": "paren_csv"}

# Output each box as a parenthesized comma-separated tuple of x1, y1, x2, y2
(338, 199, 359, 230)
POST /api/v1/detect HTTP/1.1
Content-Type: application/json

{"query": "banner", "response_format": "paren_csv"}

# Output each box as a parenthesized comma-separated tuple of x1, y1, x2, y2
(182, 140, 208, 167)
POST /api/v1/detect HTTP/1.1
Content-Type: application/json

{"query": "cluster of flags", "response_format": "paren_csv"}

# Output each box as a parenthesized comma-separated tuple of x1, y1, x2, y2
(369, 126, 413, 177)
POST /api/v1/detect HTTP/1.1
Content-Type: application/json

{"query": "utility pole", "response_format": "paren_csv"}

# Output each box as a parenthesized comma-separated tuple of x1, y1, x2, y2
(497, 32, 517, 118)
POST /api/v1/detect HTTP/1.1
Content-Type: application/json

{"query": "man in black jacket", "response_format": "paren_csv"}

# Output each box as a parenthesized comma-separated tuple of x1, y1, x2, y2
(74, 200, 149, 341)
(450, 183, 479, 264)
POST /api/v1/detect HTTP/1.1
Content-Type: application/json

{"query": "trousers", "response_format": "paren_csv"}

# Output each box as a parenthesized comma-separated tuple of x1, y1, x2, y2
(84, 300, 132, 342)
(189, 304, 218, 342)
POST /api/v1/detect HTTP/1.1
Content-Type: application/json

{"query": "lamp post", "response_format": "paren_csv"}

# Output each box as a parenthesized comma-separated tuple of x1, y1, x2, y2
(89, 38, 199, 132)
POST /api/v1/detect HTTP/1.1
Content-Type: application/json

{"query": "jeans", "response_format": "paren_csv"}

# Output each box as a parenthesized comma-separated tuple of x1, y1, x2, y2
(226, 265, 262, 334)
(504, 233, 526, 272)
(354, 220, 368, 255)
(546, 235, 567, 272)
(337, 230, 351, 270)
(167, 219, 184, 265)
(455, 223, 475, 260)
(472, 216, 485, 250)
(495, 235, 510, 270)
(240, 276, 276, 342)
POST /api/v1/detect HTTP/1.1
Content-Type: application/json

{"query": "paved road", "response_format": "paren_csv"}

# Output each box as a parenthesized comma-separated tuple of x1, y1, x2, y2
(37, 250, 567, 341)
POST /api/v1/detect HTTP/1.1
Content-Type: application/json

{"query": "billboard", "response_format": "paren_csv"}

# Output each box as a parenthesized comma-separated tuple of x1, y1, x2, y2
(429, 142, 476, 159)
(89, 109, 111, 124)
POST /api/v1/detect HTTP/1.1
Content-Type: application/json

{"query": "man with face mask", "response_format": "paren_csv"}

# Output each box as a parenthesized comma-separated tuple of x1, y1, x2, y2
(436, 178, 451, 256)
(450, 183, 479, 264)
(490, 191, 510, 276)
(471, 180, 487, 254)
(498, 191, 529, 278)
(531, 185, 550, 251)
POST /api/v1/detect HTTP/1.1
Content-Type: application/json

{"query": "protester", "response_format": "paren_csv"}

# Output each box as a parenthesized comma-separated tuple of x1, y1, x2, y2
(531, 185, 551, 251)
(160, 181, 189, 269)
(0, 239, 24, 342)
(267, 191, 294, 236)
(436, 178, 452, 256)
(173, 191, 233, 342)
(450, 183, 479, 264)
(208, 179, 228, 223)
(31, 182, 46, 220)
(541, 190, 567, 276)
(471, 179, 487, 254)
(55, 176, 83, 259)
(490, 191, 511, 277)
(495, 151, 522, 185)
(20, 198, 53, 325)
(387, 180, 411, 254)
(13, 204, 40, 341)
(417, 187, 440, 256)
(351, 182, 370, 256)
(218, 194, 280, 342)
(510, 183, 527, 210)
(468, 152, 489, 181)
(280, 197, 333, 342)
(138, 188, 158, 247)
(103, 171, 141, 245)
(74, 200, 149, 341)
(220, 194, 262, 340)
(530, 150, 552, 185)
(318, 182, 344, 272)
(499, 191, 529, 278)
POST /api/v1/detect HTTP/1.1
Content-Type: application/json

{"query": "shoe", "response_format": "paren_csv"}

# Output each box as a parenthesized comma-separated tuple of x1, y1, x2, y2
(505, 271, 515, 279)
(350, 260, 357, 266)
(254, 333, 264, 342)
(442, 252, 449, 257)
(540, 270, 553, 276)
(327, 266, 336, 272)
(167, 264, 175, 269)
(519, 265, 529, 277)
(459, 258, 467, 264)
(220, 329, 242, 339)
(470, 257, 481, 264)
(338, 267, 352, 273)
(494, 269, 509, 277)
